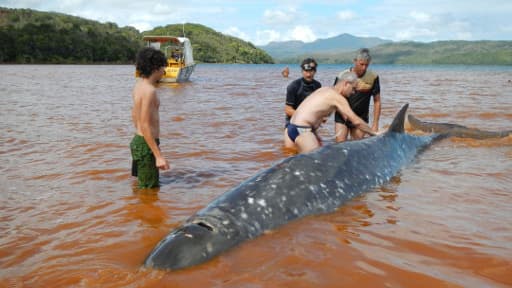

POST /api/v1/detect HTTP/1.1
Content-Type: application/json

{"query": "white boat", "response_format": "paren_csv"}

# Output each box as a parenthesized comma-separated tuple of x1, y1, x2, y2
(136, 36, 196, 82)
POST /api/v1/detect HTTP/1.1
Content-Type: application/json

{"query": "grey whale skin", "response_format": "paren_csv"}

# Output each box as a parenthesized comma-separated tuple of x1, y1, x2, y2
(144, 104, 442, 270)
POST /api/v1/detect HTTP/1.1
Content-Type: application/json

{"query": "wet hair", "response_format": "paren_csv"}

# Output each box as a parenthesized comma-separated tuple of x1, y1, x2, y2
(301, 57, 318, 71)
(354, 48, 372, 62)
(336, 71, 358, 84)
(136, 47, 167, 78)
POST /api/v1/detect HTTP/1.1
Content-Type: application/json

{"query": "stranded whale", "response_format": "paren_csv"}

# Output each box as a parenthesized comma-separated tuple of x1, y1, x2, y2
(144, 104, 444, 270)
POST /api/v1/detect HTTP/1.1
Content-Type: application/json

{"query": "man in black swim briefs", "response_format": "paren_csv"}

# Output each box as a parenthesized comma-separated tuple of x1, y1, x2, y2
(283, 58, 322, 148)
(287, 123, 315, 143)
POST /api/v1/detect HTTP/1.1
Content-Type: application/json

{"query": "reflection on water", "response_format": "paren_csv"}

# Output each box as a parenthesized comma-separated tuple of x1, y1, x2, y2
(0, 64, 511, 287)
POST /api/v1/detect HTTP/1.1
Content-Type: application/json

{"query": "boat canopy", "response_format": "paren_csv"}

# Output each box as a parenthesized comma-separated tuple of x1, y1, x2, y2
(142, 36, 194, 66)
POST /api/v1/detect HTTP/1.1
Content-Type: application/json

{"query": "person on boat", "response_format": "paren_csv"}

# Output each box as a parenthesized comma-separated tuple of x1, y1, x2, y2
(130, 47, 170, 189)
(288, 71, 378, 154)
(334, 48, 381, 142)
(283, 58, 322, 148)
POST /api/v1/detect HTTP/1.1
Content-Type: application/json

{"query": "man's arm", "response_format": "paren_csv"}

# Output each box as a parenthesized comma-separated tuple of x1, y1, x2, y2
(285, 80, 299, 118)
(351, 117, 377, 136)
(372, 93, 381, 131)
(285, 105, 295, 119)
(335, 96, 377, 137)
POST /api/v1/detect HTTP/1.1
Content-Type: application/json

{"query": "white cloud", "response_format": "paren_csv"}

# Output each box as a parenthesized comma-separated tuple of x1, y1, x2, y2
(253, 25, 317, 45)
(129, 22, 153, 32)
(224, 27, 250, 41)
(394, 27, 437, 41)
(389, 11, 477, 41)
(151, 3, 174, 15)
(262, 8, 297, 25)
(288, 25, 316, 43)
(337, 10, 357, 21)
(409, 11, 432, 23)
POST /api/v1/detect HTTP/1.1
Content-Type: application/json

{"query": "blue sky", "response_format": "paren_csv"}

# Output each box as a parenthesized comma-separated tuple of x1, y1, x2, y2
(1, 0, 511, 45)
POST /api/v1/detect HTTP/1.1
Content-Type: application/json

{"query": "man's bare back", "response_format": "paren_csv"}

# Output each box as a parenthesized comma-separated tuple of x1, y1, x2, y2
(291, 87, 351, 129)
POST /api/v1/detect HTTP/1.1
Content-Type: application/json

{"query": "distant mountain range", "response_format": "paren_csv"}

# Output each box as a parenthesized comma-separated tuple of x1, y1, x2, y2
(259, 33, 391, 60)
(259, 34, 512, 65)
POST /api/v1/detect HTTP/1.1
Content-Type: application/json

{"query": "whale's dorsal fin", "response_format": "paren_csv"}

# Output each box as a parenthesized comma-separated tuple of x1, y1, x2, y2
(388, 104, 409, 134)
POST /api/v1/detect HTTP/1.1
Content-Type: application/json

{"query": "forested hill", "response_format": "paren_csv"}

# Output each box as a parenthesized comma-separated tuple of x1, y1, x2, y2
(145, 24, 273, 64)
(0, 7, 141, 63)
(274, 40, 512, 65)
(368, 41, 512, 65)
(0, 7, 273, 64)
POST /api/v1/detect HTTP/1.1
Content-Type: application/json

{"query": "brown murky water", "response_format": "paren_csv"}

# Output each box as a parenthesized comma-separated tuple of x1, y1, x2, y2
(1, 64, 511, 288)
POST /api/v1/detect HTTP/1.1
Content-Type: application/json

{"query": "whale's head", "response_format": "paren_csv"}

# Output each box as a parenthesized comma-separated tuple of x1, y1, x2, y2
(144, 220, 239, 270)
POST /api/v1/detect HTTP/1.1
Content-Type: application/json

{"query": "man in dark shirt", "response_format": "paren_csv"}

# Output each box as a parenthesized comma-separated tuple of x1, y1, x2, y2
(283, 58, 322, 148)
(334, 48, 381, 142)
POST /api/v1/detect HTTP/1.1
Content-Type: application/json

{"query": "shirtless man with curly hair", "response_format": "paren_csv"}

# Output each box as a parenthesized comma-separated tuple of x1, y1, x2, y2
(130, 47, 170, 188)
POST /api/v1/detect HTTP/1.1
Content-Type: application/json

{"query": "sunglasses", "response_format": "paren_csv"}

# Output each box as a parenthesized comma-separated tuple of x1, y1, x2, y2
(302, 63, 316, 71)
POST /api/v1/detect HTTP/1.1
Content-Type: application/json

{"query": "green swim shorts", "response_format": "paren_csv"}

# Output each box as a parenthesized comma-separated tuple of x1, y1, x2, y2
(130, 134, 160, 188)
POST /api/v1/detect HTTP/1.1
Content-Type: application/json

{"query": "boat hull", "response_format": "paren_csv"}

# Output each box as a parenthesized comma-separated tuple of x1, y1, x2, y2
(161, 64, 196, 83)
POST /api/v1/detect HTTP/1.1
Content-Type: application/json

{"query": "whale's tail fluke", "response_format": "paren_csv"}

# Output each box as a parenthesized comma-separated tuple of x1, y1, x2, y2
(407, 114, 512, 139)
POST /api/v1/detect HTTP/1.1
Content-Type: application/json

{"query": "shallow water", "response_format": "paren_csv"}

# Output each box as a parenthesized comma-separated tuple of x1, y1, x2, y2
(1, 64, 511, 287)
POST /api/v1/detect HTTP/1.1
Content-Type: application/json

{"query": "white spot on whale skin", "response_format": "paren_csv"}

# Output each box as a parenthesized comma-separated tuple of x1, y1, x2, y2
(241, 212, 248, 219)
(257, 199, 267, 207)
(248, 197, 254, 204)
